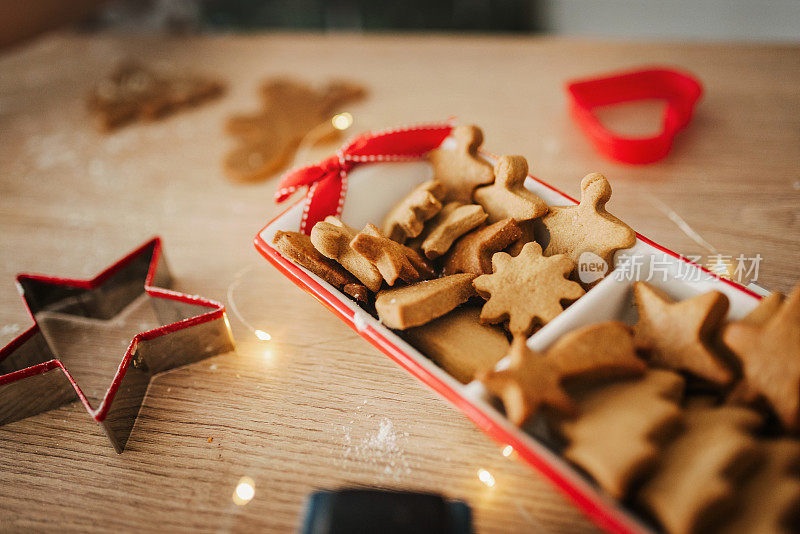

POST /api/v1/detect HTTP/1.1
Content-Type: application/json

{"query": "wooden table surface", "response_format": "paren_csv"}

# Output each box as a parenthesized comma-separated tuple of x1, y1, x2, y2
(1, 33, 798, 533)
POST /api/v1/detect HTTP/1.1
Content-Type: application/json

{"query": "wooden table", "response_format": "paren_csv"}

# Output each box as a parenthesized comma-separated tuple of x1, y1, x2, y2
(1, 33, 798, 533)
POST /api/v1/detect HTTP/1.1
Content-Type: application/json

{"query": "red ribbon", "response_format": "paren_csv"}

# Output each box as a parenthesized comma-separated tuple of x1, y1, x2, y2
(275, 119, 455, 234)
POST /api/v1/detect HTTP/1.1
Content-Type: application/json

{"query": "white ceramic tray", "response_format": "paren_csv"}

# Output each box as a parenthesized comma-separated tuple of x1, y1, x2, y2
(254, 139, 763, 534)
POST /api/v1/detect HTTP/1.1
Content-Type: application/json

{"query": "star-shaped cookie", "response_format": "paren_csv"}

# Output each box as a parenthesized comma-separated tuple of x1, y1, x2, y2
(473, 155, 548, 223)
(428, 124, 495, 202)
(473, 241, 585, 335)
(633, 282, 733, 386)
(723, 284, 800, 432)
(541, 173, 635, 265)
(350, 223, 434, 286)
(479, 336, 577, 426)
(442, 218, 522, 275)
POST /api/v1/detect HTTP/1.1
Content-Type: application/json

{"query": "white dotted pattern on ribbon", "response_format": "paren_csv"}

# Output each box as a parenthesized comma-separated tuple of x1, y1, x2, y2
(285, 118, 457, 233)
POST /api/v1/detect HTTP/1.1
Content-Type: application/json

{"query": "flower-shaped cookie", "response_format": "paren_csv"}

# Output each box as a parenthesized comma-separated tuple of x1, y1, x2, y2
(473, 241, 584, 335)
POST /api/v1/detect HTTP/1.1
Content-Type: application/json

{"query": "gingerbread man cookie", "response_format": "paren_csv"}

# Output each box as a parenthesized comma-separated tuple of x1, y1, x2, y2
(224, 79, 366, 182)
(723, 284, 800, 432)
(382, 181, 446, 243)
(473, 155, 548, 224)
(428, 125, 495, 202)
(310, 217, 383, 292)
(473, 242, 585, 335)
(541, 173, 635, 267)
(633, 282, 733, 387)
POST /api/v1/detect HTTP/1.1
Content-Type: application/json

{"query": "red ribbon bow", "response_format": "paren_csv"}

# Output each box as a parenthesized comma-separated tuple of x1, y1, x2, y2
(275, 119, 455, 234)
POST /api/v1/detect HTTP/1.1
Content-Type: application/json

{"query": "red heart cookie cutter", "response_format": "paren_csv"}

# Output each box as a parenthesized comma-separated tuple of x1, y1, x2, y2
(566, 67, 703, 164)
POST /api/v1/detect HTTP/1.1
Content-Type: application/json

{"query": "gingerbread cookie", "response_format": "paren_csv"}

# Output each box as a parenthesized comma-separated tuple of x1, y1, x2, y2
(548, 321, 647, 381)
(633, 282, 733, 387)
(428, 125, 495, 202)
(88, 60, 224, 132)
(382, 181, 446, 243)
(350, 224, 434, 285)
(442, 218, 522, 276)
(419, 202, 487, 259)
(343, 283, 369, 304)
(560, 370, 685, 499)
(541, 173, 635, 267)
(473, 242, 585, 335)
(719, 439, 800, 534)
(505, 219, 537, 257)
(479, 336, 577, 426)
(272, 230, 356, 289)
(723, 284, 800, 432)
(741, 291, 785, 326)
(404, 307, 509, 384)
(375, 274, 476, 330)
(473, 155, 548, 224)
(224, 79, 366, 182)
(638, 403, 763, 534)
(310, 217, 383, 292)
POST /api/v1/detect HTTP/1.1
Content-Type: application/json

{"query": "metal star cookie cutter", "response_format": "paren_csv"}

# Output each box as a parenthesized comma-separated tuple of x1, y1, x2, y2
(0, 237, 235, 453)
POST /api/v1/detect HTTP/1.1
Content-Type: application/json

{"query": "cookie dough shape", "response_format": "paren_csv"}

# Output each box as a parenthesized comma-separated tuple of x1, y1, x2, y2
(479, 336, 577, 426)
(633, 282, 733, 387)
(428, 125, 495, 202)
(637, 404, 763, 534)
(420, 202, 488, 260)
(473, 155, 548, 223)
(374, 273, 476, 330)
(310, 217, 383, 292)
(404, 307, 509, 384)
(350, 223, 434, 286)
(473, 242, 585, 336)
(561, 370, 685, 499)
(541, 173, 635, 266)
(224, 79, 365, 182)
(723, 284, 800, 432)
(443, 218, 522, 276)
(382, 181, 446, 243)
(272, 230, 356, 289)
(88, 60, 225, 132)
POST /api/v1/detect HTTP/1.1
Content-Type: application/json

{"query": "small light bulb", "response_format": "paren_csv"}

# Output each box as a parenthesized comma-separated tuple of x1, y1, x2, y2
(502, 445, 514, 457)
(254, 329, 271, 341)
(233, 476, 255, 505)
(332, 112, 353, 131)
(478, 468, 496, 488)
